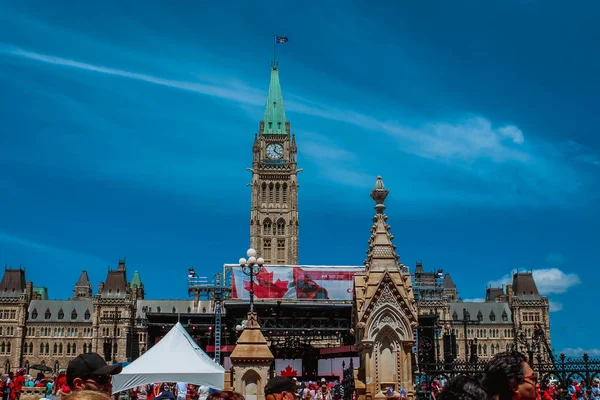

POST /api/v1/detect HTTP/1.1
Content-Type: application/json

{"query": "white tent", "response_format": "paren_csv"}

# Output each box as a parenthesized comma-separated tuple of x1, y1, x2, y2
(112, 322, 225, 393)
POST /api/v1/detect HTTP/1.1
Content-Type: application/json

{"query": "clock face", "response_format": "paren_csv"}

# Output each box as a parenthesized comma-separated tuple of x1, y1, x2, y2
(266, 143, 284, 160)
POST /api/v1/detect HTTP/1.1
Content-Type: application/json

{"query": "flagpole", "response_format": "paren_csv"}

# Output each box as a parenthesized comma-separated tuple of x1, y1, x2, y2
(273, 35, 277, 67)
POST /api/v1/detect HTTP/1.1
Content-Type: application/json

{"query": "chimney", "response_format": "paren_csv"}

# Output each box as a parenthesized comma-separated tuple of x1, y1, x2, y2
(98, 282, 104, 294)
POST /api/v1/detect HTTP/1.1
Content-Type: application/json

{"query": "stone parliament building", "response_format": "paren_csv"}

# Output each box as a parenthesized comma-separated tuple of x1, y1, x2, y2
(0, 63, 551, 383)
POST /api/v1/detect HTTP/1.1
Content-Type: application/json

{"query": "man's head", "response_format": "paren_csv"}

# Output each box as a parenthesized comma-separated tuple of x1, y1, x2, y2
(265, 377, 299, 400)
(66, 353, 122, 394)
(440, 375, 489, 400)
(483, 352, 536, 400)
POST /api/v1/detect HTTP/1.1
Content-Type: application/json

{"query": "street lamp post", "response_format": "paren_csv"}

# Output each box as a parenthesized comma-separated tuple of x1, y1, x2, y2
(238, 248, 264, 314)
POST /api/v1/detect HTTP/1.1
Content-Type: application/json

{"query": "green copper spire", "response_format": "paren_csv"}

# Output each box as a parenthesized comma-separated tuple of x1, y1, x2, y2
(130, 270, 142, 288)
(262, 66, 288, 135)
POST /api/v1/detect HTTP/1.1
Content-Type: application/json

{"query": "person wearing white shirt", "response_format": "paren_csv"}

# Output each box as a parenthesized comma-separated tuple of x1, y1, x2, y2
(176, 382, 188, 400)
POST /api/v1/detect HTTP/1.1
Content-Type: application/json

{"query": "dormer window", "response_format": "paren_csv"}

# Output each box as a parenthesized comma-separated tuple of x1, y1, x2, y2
(502, 311, 508, 321)
(172, 307, 176, 313)
(477, 311, 483, 322)
(84, 310, 91, 320)
(157, 307, 161, 313)
(45, 309, 51, 319)
(187, 307, 191, 313)
(489, 312, 496, 321)
(452, 312, 458, 321)
(71, 310, 77, 320)
(31, 309, 38, 320)
(58, 309, 64, 320)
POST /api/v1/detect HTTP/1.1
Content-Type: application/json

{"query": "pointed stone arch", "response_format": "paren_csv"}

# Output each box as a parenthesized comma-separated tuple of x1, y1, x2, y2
(241, 369, 262, 400)
(263, 218, 272, 235)
(374, 325, 401, 389)
(276, 218, 286, 235)
(367, 305, 410, 342)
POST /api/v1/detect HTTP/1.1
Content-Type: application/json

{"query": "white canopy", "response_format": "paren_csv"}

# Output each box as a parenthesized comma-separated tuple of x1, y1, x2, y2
(112, 322, 225, 393)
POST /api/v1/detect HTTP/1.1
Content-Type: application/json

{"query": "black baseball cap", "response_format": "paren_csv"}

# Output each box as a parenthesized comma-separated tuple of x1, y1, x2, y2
(265, 377, 300, 395)
(67, 353, 123, 387)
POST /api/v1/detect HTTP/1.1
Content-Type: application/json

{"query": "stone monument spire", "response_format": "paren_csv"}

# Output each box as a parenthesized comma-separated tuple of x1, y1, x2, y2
(364, 176, 401, 270)
(353, 176, 418, 400)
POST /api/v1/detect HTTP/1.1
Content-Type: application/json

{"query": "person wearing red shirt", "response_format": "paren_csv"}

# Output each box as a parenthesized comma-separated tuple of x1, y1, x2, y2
(54, 370, 67, 395)
(12, 369, 25, 400)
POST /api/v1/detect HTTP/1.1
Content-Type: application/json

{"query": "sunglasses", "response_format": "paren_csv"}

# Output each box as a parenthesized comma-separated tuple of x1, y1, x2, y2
(524, 375, 538, 383)
(86, 375, 112, 385)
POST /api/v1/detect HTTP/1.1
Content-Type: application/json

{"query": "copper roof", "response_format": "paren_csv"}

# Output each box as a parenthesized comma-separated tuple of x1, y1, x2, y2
(0, 268, 26, 297)
(486, 287, 505, 302)
(512, 272, 541, 298)
(101, 269, 128, 299)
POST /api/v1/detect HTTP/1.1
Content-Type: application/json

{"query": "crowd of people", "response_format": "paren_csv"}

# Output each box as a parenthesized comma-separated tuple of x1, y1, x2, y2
(0, 351, 594, 400)
(436, 351, 598, 400)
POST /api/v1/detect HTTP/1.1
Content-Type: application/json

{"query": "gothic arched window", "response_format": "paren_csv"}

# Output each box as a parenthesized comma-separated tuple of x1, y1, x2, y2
(28, 343, 33, 354)
(277, 219, 285, 235)
(58, 343, 62, 354)
(261, 183, 267, 203)
(263, 219, 272, 235)
(67, 343, 71, 354)
(73, 343, 76, 354)
(83, 343, 87, 354)
(269, 183, 274, 203)
(39, 343, 44, 354)
(88, 342, 92, 353)
(282, 184, 287, 203)
(53, 343, 58, 354)
(45, 343, 49, 354)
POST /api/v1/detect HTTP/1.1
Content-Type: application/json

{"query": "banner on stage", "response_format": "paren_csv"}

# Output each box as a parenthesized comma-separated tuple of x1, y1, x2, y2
(228, 265, 364, 301)
(275, 359, 302, 376)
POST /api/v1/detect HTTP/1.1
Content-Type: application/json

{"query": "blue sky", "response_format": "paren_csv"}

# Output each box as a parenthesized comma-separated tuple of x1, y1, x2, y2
(0, 1, 598, 354)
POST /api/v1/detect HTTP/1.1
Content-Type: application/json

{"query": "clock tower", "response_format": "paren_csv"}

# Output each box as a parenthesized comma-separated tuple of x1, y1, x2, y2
(249, 65, 299, 265)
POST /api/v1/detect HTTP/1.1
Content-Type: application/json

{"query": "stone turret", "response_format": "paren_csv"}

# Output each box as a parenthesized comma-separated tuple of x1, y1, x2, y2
(73, 271, 92, 299)
(230, 313, 274, 400)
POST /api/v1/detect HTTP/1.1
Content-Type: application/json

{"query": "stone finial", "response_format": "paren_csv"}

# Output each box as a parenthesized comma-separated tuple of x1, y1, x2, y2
(370, 176, 389, 214)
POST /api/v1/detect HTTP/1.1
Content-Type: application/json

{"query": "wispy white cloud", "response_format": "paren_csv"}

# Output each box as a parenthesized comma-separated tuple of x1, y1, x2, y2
(0, 46, 532, 166)
(1, 45, 591, 203)
(462, 298, 485, 302)
(561, 140, 600, 167)
(487, 268, 580, 295)
(549, 300, 563, 312)
(299, 131, 373, 188)
(2, 46, 265, 107)
(561, 348, 600, 356)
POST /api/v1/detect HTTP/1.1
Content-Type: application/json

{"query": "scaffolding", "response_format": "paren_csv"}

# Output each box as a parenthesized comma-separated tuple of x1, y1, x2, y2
(187, 269, 230, 365)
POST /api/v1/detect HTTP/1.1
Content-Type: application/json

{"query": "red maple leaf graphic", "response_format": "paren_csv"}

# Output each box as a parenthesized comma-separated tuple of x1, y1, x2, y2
(280, 365, 298, 377)
(244, 267, 289, 298)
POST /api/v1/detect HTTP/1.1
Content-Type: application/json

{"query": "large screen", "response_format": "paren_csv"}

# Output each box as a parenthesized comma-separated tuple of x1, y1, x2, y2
(227, 265, 364, 301)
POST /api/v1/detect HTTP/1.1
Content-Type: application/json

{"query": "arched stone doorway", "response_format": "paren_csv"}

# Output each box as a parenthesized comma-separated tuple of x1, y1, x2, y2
(4, 360, 10, 374)
(242, 370, 261, 400)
